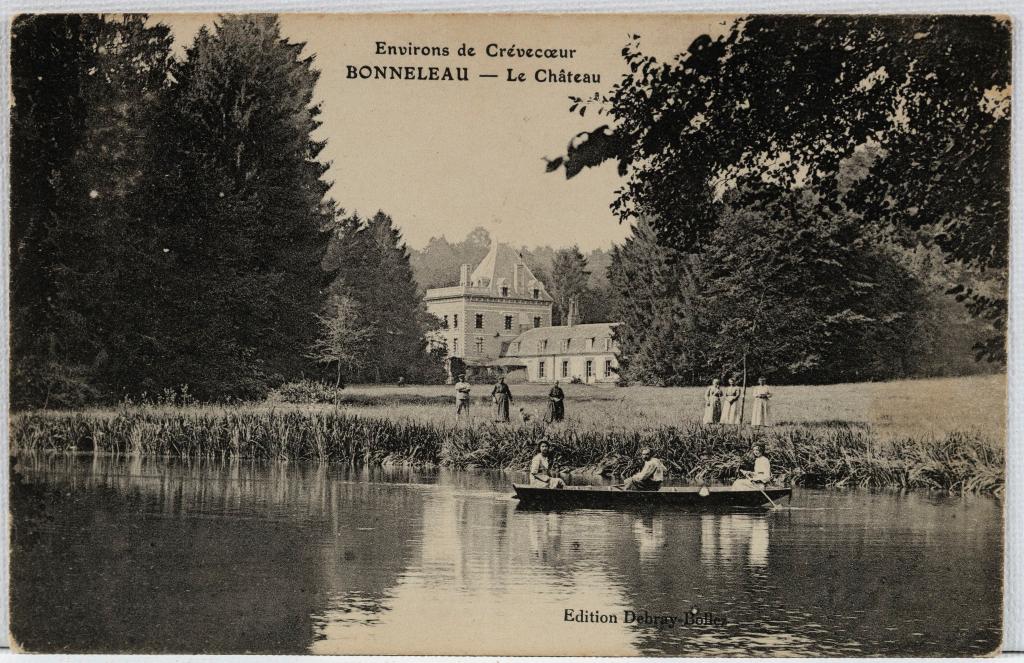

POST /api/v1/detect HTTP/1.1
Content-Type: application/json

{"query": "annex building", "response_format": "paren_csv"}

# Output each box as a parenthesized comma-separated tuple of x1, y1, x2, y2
(424, 242, 619, 383)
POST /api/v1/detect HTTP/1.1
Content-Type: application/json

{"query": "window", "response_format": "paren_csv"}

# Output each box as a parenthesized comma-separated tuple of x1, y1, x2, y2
(475, 313, 484, 329)
(541, 339, 548, 351)
(504, 315, 513, 330)
(442, 315, 449, 329)
(533, 316, 541, 328)
(533, 288, 540, 299)
(604, 359, 612, 377)
(453, 314, 459, 329)
(587, 337, 595, 350)
(561, 360, 569, 378)
(604, 338, 612, 351)
(538, 361, 546, 378)
(501, 286, 509, 297)
(452, 337, 458, 354)
(511, 342, 519, 354)
(561, 339, 570, 352)
(586, 360, 594, 379)
(475, 337, 484, 354)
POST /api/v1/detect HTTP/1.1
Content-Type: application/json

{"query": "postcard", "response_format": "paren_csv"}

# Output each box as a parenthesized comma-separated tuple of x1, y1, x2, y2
(7, 12, 1007, 656)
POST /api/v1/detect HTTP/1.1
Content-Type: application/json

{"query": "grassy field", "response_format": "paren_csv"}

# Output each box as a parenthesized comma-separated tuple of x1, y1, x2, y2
(314, 374, 1007, 442)
(9, 375, 1006, 494)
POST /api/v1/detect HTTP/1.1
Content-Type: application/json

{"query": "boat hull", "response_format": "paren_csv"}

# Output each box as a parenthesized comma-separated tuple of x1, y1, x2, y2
(512, 483, 791, 509)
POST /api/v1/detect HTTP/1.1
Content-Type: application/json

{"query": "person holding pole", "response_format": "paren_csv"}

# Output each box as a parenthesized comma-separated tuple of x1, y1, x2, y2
(751, 376, 772, 427)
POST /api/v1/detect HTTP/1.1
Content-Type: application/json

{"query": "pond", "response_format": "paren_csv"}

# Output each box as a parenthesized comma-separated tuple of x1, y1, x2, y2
(9, 452, 1002, 656)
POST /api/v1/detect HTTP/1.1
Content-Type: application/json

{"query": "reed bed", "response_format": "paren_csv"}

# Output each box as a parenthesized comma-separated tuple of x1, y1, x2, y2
(10, 408, 1003, 495)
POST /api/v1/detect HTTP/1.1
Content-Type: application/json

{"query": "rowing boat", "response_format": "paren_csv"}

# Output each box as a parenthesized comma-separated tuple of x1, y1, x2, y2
(512, 483, 791, 509)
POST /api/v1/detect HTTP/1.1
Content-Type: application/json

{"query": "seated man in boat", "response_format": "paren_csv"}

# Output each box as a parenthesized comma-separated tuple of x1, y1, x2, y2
(733, 444, 771, 488)
(530, 440, 566, 489)
(623, 447, 665, 491)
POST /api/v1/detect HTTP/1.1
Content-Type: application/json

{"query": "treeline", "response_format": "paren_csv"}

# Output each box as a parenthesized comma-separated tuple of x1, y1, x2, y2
(548, 16, 1008, 386)
(11, 14, 439, 409)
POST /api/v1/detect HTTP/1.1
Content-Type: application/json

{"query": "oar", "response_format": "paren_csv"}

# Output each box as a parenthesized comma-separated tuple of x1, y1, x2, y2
(756, 484, 778, 509)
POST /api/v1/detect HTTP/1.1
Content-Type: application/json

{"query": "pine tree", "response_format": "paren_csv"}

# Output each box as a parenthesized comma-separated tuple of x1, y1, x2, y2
(10, 14, 174, 407)
(550, 247, 590, 325)
(157, 15, 336, 398)
(325, 212, 443, 383)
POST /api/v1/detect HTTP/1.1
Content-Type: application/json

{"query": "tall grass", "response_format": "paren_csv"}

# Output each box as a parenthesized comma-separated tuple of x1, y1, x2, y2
(10, 408, 1003, 495)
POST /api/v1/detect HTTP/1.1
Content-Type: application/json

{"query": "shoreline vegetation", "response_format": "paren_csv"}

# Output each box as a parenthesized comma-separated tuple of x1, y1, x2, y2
(10, 376, 1004, 496)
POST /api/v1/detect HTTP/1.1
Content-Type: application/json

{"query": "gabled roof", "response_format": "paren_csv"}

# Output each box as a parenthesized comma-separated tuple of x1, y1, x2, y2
(469, 242, 551, 300)
(504, 323, 619, 357)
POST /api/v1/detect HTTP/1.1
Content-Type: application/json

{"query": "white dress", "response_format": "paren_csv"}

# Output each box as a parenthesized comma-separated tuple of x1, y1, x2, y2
(751, 385, 771, 426)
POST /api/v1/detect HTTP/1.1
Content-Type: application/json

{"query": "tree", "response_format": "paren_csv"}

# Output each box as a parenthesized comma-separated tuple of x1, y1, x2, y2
(155, 15, 336, 398)
(608, 189, 925, 386)
(607, 219, 707, 385)
(548, 16, 1010, 362)
(10, 14, 174, 407)
(550, 247, 591, 325)
(308, 296, 370, 394)
(326, 212, 444, 383)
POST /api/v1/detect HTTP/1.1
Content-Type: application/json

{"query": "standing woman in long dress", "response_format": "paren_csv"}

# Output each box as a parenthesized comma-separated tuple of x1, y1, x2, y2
(722, 376, 742, 424)
(751, 376, 772, 427)
(492, 376, 513, 422)
(545, 380, 565, 423)
(702, 379, 723, 424)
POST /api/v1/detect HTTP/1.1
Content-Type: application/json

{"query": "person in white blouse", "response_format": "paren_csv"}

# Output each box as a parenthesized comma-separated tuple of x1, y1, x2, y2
(529, 440, 566, 488)
(733, 444, 771, 488)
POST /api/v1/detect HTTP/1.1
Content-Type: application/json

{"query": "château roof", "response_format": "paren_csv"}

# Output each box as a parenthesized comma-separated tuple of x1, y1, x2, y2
(470, 243, 545, 294)
(504, 323, 619, 358)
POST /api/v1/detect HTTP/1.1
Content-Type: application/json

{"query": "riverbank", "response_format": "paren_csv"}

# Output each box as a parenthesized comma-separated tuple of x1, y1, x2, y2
(10, 405, 1003, 495)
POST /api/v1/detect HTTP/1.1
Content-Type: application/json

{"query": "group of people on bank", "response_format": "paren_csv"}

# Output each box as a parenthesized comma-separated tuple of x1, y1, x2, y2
(703, 376, 772, 427)
(454, 374, 565, 424)
(455, 373, 773, 428)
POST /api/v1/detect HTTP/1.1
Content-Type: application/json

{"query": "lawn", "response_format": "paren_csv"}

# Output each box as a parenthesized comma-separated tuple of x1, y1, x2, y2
(333, 374, 1006, 443)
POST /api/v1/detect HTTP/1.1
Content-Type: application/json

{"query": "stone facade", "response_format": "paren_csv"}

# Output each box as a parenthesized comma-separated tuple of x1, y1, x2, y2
(424, 242, 620, 383)
(502, 323, 620, 384)
(425, 243, 553, 372)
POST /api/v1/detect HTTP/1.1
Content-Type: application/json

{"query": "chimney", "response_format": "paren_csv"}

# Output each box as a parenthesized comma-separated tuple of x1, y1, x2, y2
(459, 264, 470, 286)
(566, 296, 578, 328)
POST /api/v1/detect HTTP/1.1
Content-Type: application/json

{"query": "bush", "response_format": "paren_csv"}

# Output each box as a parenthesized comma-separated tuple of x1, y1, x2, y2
(271, 380, 344, 404)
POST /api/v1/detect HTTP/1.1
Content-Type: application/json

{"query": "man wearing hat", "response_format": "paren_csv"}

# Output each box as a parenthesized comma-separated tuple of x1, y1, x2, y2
(623, 447, 666, 491)
(454, 374, 472, 418)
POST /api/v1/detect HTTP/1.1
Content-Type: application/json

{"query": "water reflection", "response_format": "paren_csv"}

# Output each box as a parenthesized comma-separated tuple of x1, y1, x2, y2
(10, 452, 1002, 656)
(701, 514, 770, 569)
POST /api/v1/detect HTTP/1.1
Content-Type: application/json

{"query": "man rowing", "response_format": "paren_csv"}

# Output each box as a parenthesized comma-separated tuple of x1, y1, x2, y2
(733, 444, 771, 488)
(623, 447, 666, 491)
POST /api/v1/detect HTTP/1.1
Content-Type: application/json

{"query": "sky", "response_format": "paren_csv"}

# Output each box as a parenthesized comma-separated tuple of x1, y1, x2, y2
(155, 14, 733, 250)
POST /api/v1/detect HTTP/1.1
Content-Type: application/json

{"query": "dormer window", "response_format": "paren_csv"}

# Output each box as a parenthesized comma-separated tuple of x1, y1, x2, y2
(561, 339, 570, 352)
(604, 338, 612, 351)
(533, 288, 539, 299)
(501, 286, 509, 297)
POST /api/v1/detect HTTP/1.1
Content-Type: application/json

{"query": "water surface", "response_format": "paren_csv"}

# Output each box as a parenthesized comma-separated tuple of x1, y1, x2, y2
(10, 453, 1002, 655)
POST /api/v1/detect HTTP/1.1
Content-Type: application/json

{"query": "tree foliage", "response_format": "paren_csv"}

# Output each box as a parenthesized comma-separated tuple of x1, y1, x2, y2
(10, 14, 175, 407)
(610, 187, 928, 385)
(550, 15, 1010, 362)
(325, 212, 445, 384)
